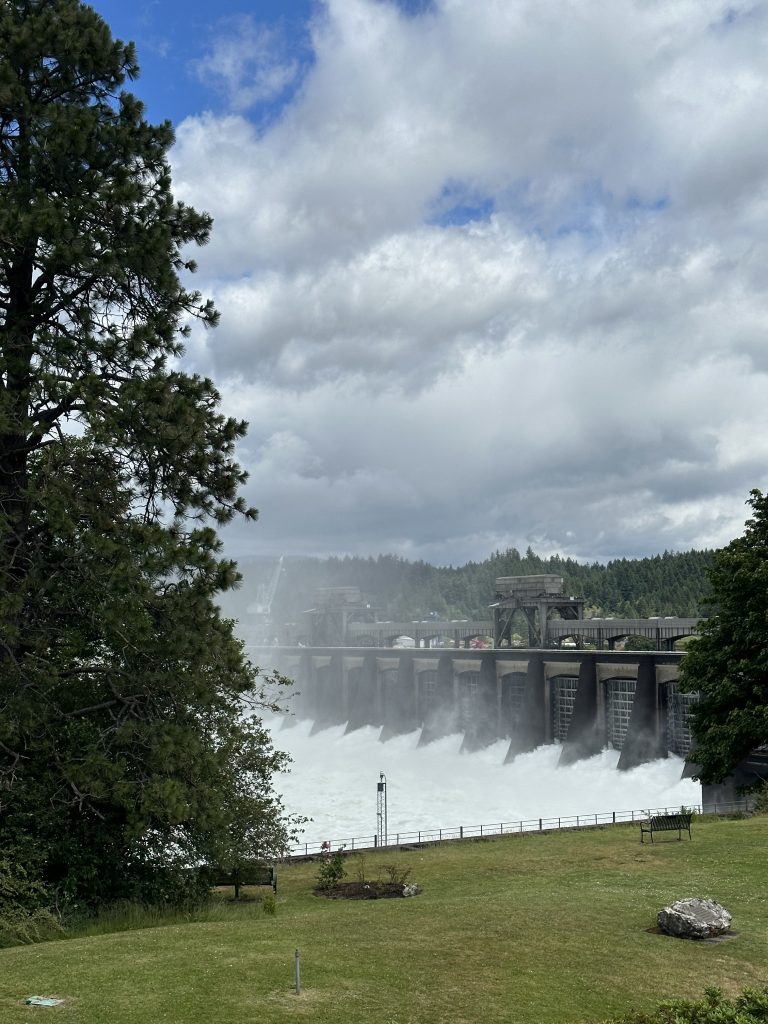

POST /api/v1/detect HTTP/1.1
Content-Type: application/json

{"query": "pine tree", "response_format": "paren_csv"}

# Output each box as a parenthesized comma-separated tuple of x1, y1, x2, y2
(0, 0, 295, 910)
(679, 490, 768, 784)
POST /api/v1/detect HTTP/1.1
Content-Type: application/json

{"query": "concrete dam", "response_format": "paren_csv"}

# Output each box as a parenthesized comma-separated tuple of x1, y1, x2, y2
(269, 645, 695, 772)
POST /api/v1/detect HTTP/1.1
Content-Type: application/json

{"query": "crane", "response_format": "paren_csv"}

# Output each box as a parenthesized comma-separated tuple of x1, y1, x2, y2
(252, 555, 283, 618)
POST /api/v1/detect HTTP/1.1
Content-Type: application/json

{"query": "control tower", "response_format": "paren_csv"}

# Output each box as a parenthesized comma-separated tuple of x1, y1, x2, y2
(303, 587, 378, 647)
(492, 575, 584, 648)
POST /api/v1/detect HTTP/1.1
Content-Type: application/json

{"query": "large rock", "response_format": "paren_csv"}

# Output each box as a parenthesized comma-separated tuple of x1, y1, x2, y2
(657, 898, 732, 940)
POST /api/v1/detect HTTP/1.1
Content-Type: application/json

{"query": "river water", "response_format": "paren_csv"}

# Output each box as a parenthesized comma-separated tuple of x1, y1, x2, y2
(267, 717, 701, 847)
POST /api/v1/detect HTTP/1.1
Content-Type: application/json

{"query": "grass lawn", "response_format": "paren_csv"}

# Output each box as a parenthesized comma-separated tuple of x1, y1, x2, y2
(1, 816, 766, 1023)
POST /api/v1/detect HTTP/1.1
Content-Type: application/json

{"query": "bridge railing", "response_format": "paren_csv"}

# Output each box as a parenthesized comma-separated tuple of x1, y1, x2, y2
(285, 797, 752, 858)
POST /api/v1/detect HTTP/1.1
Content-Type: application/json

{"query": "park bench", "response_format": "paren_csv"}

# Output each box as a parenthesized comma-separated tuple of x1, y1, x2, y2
(639, 812, 692, 844)
(213, 865, 277, 900)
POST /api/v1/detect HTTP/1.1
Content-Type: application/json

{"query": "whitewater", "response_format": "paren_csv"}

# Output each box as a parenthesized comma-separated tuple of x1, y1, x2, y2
(267, 717, 701, 847)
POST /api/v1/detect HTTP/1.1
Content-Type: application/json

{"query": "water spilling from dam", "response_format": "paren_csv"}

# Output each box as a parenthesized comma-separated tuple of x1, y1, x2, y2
(269, 716, 701, 847)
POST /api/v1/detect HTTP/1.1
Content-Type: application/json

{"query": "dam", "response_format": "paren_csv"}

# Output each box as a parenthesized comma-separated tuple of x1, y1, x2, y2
(255, 574, 764, 828)
(266, 645, 695, 771)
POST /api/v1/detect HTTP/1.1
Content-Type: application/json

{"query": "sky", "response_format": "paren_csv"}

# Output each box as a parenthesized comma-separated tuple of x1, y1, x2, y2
(89, 0, 768, 566)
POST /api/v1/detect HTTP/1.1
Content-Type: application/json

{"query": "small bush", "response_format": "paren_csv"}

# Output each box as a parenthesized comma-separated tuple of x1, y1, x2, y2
(380, 864, 412, 886)
(353, 854, 367, 884)
(261, 894, 277, 916)
(751, 782, 768, 815)
(0, 905, 62, 948)
(601, 985, 768, 1023)
(0, 860, 62, 948)
(316, 847, 346, 890)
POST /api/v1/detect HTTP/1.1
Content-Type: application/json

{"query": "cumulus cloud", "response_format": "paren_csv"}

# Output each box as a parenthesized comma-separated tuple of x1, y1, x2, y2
(173, 0, 768, 563)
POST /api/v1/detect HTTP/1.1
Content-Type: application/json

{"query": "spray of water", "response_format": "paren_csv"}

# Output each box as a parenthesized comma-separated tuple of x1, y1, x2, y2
(269, 717, 701, 845)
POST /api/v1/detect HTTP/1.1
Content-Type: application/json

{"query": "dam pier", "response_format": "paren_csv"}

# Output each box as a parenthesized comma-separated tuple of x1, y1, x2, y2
(267, 645, 694, 771)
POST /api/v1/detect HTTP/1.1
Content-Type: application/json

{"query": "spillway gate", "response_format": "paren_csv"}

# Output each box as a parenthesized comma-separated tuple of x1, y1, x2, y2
(264, 646, 695, 770)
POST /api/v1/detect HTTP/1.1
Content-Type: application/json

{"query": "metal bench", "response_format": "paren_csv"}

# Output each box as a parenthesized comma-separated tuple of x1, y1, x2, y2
(213, 865, 277, 899)
(640, 813, 692, 844)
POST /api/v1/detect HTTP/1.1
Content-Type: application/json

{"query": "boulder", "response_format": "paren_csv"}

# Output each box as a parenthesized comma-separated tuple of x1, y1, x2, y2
(657, 898, 732, 940)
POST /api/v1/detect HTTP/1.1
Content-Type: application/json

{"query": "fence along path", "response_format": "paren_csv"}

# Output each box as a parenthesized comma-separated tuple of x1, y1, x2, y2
(286, 797, 751, 858)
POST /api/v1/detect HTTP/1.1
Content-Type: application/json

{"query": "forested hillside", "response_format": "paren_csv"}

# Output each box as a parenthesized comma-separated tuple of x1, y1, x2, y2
(226, 547, 714, 628)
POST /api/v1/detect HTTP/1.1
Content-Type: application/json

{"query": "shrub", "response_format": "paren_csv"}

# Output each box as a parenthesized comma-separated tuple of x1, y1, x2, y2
(352, 854, 368, 884)
(601, 985, 768, 1023)
(316, 847, 346, 890)
(380, 864, 412, 886)
(752, 782, 768, 815)
(0, 859, 62, 948)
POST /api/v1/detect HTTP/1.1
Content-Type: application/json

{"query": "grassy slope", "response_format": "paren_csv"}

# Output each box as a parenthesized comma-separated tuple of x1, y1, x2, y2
(1, 817, 766, 1024)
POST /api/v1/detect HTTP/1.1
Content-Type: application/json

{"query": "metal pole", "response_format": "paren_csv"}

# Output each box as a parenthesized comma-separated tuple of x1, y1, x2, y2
(377, 772, 388, 847)
(295, 949, 301, 995)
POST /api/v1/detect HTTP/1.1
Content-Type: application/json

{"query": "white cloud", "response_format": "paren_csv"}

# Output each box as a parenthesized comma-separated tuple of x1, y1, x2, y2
(192, 16, 301, 111)
(173, 0, 768, 563)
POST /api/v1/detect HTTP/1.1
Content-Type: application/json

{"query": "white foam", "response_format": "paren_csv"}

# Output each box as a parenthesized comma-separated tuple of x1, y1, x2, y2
(268, 716, 701, 846)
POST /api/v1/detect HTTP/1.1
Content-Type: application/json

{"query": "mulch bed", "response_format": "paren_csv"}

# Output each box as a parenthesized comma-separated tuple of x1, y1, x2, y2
(314, 881, 420, 900)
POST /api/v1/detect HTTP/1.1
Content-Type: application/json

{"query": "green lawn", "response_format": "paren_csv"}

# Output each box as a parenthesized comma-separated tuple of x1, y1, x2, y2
(1, 816, 766, 1024)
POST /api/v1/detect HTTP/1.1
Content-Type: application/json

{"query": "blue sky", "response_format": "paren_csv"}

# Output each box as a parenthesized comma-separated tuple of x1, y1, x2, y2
(84, 0, 768, 567)
(90, 0, 316, 124)
(90, 0, 438, 125)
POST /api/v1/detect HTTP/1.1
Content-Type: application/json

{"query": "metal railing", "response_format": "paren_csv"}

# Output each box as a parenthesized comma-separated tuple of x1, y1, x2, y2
(286, 797, 752, 858)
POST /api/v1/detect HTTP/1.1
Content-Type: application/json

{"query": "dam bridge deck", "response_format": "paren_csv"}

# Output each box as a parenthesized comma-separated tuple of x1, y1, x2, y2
(343, 617, 698, 650)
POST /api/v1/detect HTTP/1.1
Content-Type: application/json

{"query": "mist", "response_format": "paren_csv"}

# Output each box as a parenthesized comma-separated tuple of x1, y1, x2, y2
(270, 717, 701, 848)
